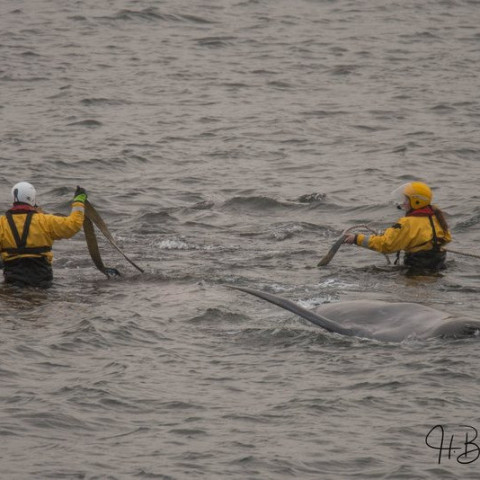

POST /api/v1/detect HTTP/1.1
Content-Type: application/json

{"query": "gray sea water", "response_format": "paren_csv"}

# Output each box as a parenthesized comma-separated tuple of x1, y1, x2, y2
(2, 0, 480, 478)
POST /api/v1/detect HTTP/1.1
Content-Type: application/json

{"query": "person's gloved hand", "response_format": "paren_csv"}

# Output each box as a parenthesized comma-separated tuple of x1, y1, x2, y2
(73, 186, 87, 204)
(343, 233, 356, 244)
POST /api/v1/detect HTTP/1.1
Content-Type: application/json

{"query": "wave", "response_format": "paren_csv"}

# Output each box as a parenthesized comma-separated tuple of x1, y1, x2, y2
(0, 75, 49, 82)
(294, 193, 327, 203)
(188, 200, 215, 210)
(66, 119, 103, 128)
(452, 210, 480, 232)
(270, 223, 304, 241)
(431, 103, 456, 113)
(154, 237, 219, 251)
(222, 196, 301, 212)
(81, 97, 131, 106)
(98, 8, 214, 24)
(187, 307, 249, 325)
(195, 36, 237, 48)
(301, 110, 349, 118)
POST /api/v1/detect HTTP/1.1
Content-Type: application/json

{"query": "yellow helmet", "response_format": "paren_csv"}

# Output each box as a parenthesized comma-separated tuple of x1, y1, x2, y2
(392, 182, 432, 210)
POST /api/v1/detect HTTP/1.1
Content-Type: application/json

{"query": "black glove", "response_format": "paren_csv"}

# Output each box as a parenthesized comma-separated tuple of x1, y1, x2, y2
(73, 186, 87, 203)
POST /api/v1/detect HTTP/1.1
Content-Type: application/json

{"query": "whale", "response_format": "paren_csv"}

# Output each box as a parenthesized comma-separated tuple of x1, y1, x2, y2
(231, 286, 480, 342)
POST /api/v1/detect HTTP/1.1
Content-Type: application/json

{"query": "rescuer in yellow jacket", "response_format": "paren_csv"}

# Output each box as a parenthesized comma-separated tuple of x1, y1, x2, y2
(0, 182, 87, 287)
(344, 182, 451, 274)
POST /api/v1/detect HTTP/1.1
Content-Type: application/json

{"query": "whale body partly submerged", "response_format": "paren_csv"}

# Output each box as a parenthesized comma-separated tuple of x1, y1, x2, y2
(232, 286, 480, 342)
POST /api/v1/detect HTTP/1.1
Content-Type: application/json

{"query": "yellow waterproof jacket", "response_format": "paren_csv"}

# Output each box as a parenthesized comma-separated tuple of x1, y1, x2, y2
(355, 213, 451, 254)
(0, 202, 84, 264)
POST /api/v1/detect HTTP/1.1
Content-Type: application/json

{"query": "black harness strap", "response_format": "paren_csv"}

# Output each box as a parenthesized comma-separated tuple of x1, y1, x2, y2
(406, 214, 442, 252)
(396, 213, 443, 265)
(20, 211, 33, 247)
(3, 211, 51, 256)
(428, 215, 440, 250)
(6, 211, 26, 248)
(2, 246, 52, 255)
(394, 251, 401, 265)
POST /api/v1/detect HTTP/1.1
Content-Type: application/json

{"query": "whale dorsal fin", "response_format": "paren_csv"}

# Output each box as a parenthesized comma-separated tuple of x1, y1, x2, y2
(230, 285, 357, 337)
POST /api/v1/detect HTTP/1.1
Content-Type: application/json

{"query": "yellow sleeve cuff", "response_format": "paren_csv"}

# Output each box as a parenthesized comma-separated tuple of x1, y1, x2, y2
(71, 201, 85, 212)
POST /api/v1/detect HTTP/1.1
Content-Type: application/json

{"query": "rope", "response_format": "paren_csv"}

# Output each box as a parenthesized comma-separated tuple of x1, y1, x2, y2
(348, 225, 480, 260)
(444, 248, 480, 259)
(343, 224, 378, 235)
(84, 201, 144, 276)
(318, 223, 480, 267)
(83, 212, 121, 277)
(318, 224, 390, 267)
(344, 224, 391, 265)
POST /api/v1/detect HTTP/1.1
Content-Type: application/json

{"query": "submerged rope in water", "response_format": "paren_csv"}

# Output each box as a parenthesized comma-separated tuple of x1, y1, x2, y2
(444, 248, 480, 259)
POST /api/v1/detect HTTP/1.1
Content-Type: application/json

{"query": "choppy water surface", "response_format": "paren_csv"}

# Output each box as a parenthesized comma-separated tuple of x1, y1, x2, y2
(2, 0, 480, 478)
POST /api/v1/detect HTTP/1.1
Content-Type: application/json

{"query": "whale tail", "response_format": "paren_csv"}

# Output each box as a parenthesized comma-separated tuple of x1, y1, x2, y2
(229, 285, 356, 337)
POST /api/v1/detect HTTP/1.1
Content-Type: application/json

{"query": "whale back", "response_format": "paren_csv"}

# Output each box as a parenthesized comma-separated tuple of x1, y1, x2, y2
(232, 286, 480, 341)
(315, 300, 451, 341)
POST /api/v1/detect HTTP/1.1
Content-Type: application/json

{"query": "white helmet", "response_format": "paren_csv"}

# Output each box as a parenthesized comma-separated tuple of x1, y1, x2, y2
(12, 182, 37, 206)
